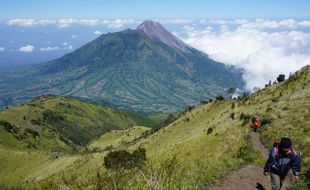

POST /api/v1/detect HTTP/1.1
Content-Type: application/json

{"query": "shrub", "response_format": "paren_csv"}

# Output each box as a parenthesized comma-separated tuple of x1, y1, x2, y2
(231, 103, 235, 109)
(236, 144, 255, 163)
(266, 107, 273, 112)
(42, 110, 66, 123)
(260, 114, 273, 125)
(200, 100, 209, 105)
(207, 127, 213, 135)
(186, 105, 195, 112)
(104, 147, 147, 170)
(215, 95, 224, 101)
(239, 113, 251, 126)
(0, 120, 19, 133)
(230, 112, 235, 120)
(25, 128, 40, 138)
(31, 119, 41, 125)
(271, 97, 278, 102)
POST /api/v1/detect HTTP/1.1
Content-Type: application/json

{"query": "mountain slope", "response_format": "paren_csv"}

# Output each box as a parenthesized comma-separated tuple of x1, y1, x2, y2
(1, 65, 309, 189)
(0, 95, 160, 151)
(0, 20, 244, 113)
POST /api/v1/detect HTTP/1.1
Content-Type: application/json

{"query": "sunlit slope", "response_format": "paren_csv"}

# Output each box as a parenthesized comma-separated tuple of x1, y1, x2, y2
(1, 65, 309, 189)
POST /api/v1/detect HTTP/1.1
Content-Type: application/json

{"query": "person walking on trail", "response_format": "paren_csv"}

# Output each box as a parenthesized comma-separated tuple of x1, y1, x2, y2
(252, 115, 261, 132)
(263, 137, 301, 190)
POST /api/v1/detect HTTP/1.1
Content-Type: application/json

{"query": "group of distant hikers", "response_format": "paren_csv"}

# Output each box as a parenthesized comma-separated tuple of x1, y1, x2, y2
(251, 115, 301, 190)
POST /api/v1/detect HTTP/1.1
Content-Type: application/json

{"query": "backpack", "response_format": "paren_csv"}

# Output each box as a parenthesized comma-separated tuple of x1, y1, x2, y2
(252, 116, 258, 123)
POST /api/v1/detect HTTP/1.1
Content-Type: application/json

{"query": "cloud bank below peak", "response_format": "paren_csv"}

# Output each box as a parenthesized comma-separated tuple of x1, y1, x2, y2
(180, 19, 310, 90)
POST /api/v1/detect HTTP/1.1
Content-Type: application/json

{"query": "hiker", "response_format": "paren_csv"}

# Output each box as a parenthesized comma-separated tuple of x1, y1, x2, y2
(252, 115, 261, 132)
(263, 137, 301, 190)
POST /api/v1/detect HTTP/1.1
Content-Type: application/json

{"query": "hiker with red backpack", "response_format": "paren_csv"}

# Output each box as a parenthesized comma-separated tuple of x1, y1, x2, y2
(263, 137, 301, 190)
(251, 115, 261, 132)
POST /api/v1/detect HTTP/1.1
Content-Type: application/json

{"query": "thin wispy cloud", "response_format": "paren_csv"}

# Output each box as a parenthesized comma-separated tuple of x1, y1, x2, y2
(61, 42, 73, 50)
(6, 18, 138, 28)
(0, 47, 4, 52)
(40, 46, 59, 52)
(153, 19, 194, 25)
(101, 19, 136, 28)
(19, 45, 34, 52)
(5, 18, 197, 29)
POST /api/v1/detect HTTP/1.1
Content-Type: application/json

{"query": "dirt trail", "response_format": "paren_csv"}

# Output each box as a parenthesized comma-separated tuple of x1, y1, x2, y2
(210, 132, 293, 190)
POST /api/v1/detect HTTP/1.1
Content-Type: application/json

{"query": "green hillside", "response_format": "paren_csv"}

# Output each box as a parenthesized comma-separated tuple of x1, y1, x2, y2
(0, 95, 159, 151)
(1, 65, 309, 189)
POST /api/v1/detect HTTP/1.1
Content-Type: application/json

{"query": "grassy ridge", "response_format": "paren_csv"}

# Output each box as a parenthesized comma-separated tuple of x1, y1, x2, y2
(0, 95, 161, 151)
(0, 66, 309, 189)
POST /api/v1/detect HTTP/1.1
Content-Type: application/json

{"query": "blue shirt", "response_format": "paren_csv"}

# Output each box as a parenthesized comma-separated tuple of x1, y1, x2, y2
(264, 147, 301, 176)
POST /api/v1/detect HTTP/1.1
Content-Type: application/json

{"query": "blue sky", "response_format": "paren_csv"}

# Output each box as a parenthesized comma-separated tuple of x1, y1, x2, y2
(1, 0, 310, 19)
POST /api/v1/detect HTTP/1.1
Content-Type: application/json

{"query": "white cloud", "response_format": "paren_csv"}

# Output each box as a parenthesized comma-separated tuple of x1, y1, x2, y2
(57, 18, 78, 28)
(62, 42, 68, 46)
(71, 35, 77, 39)
(0, 47, 4, 52)
(155, 19, 194, 25)
(182, 20, 310, 90)
(19, 45, 34, 52)
(298, 20, 310, 27)
(6, 18, 137, 28)
(7, 19, 37, 27)
(94, 30, 103, 35)
(102, 19, 136, 29)
(40, 46, 59, 52)
(80, 19, 99, 26)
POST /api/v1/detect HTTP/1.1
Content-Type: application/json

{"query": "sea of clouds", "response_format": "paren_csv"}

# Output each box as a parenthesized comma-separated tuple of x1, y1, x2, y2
(179, 19, 310, 90)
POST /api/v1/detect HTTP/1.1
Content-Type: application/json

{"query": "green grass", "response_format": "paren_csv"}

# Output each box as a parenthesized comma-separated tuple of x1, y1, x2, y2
(0, 65, 309, 189)
(0, 95, 161, 151)
(88, 126, 151, 151)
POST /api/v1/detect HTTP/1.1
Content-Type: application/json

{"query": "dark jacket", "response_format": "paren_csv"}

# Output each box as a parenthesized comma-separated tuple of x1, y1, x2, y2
(264, 147, 301, 176)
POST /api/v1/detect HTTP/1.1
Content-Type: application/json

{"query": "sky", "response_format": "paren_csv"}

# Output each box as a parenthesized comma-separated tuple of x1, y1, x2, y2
(1, 0, 310, 19)
(0, 0, 310, 90)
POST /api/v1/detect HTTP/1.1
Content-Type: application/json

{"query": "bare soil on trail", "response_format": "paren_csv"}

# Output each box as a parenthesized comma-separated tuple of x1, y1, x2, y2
(210, 132, 293, 190)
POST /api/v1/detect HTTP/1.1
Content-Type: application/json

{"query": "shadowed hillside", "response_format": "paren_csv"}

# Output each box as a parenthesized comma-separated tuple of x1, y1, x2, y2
(0, 95, 161, 151)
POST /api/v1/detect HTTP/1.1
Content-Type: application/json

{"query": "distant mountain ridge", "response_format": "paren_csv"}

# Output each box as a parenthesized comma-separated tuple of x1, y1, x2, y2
(0, 20, 244, 113)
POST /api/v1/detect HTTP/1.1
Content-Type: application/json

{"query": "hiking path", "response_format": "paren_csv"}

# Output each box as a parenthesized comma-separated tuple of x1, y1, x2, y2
(210, 132, 293, 190)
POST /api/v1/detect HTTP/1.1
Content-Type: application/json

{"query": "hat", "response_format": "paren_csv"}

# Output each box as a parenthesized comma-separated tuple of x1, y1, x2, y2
(279, 137, 292, 150)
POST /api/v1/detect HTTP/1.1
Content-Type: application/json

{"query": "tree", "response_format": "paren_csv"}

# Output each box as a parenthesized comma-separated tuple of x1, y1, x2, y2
(227, 87, 236, 95)
(253, 87, 260, 92)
